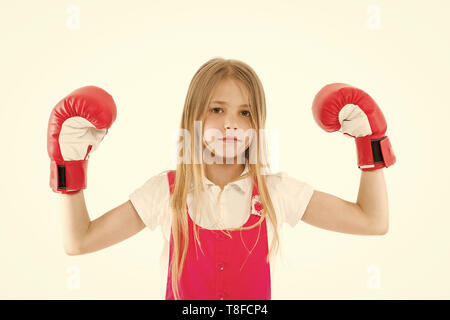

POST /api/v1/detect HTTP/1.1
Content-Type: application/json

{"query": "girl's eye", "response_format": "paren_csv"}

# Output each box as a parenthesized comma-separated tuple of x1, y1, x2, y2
(210, 107, 250, 117)
(211, 107, 222, 113)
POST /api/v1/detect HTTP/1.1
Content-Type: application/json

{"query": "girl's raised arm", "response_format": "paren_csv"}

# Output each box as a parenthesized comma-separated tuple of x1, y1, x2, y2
(60, 191, 145, 255)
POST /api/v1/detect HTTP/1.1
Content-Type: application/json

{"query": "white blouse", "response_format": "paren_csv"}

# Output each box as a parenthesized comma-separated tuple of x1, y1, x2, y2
(129, 164, 314, 298)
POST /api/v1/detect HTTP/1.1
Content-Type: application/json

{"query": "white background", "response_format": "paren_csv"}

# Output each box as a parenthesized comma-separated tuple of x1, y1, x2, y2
(0, 0, 448, 299)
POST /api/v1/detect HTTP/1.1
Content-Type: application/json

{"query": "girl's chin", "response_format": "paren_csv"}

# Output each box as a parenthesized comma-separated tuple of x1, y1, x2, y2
(206, 151, 247, 160)
(203, 144, 248, 162)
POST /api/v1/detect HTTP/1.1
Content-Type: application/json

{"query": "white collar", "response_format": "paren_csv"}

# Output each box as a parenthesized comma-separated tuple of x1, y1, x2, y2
(191, 163, 251, 193)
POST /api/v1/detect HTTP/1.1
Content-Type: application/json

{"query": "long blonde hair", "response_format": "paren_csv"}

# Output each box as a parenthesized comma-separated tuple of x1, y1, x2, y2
(169, 57, 280, 299)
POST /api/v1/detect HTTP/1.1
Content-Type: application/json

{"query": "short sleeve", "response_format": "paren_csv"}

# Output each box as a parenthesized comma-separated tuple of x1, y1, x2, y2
(129, 171, 170, 231)
(268, 171, 314, 228)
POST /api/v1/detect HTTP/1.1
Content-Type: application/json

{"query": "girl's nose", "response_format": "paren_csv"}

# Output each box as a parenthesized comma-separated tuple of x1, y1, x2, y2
(224, 119, 238, 130)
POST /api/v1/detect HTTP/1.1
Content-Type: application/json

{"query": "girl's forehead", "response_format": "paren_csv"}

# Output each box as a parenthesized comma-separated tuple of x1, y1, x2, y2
(211, 79, 249, 101)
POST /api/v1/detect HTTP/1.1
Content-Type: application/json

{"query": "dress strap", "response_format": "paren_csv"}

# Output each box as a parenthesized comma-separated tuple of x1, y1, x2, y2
(167, 170, 176, 195)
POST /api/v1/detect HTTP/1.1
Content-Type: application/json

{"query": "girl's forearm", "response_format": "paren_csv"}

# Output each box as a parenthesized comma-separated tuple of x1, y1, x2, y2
(356, 169, 389, 233)
(59, 190, 91, 254)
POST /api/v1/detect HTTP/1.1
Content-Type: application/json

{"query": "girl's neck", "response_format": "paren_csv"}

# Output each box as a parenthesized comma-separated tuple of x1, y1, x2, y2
(204, 162, 246, 190)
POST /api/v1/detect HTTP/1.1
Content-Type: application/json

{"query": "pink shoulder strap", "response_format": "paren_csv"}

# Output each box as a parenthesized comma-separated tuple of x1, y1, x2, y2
(167, 170, 175, 195)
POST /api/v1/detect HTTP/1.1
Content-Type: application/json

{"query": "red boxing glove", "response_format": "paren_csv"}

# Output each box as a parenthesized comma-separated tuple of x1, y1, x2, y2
(47, 86, 117, 194)
(311, 83, 396, 171)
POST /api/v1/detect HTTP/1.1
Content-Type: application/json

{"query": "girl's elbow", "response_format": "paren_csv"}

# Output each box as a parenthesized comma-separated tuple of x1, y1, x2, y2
(64, 248, 80, 256)
(370, 218, 389, 235)
(63, 243, 84, 256)
(376, 224, 389, 235)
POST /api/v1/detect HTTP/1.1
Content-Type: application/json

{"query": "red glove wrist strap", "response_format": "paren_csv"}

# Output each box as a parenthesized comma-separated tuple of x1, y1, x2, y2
(355, 136, 396, 171)
(49, 160, 88, 194)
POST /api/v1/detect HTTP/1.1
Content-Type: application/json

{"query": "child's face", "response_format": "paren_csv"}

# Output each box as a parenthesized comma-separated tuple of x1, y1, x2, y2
(202, 78, 253, 162)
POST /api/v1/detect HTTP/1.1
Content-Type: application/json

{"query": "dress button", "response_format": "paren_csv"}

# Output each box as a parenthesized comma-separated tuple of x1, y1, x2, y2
(217, 292, 225, 300)
(217, 263, 224, 271)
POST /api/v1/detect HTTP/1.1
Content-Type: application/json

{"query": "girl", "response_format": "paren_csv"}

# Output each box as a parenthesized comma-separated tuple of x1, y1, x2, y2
(51, 57, 393, 300)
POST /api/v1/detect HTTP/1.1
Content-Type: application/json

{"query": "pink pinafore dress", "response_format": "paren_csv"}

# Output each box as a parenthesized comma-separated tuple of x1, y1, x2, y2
(165, 170, 271, 300)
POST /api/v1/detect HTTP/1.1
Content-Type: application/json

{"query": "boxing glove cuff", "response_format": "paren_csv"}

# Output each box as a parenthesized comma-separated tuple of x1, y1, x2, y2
(50, 159, 88, 194)
(355, 135, 396, 171)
